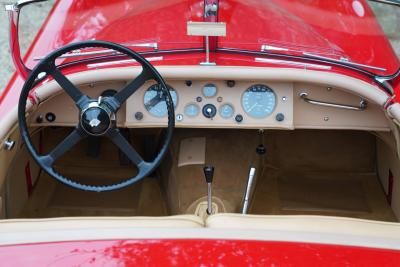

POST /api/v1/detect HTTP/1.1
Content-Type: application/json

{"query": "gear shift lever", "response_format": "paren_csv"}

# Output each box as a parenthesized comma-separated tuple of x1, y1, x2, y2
(203, 165, 214, 215)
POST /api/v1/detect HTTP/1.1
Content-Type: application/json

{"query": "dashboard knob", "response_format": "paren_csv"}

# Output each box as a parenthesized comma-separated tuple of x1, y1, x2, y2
(235, 114, 243, 123)
(135, 112, 143, 120)
(275, 113, 285, 122)
(202, 104, 217, 118)
(45, 112, 56, 122)
(227, 80, 235, 87)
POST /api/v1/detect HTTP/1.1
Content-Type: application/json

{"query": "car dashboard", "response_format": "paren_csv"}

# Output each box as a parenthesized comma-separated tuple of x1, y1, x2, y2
(30, 78, 389, 132)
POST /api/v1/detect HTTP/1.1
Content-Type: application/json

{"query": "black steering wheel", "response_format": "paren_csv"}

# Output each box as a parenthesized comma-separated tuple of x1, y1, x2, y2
(18, 40, 175, 192)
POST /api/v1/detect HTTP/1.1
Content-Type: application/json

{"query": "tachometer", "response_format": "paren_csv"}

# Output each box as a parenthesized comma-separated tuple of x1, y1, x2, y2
(143, 84, 177, 117)
(241, 84, 276, 118)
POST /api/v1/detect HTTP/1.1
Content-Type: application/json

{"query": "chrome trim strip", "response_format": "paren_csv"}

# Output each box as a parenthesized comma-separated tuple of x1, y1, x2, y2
(86, 56, 163, 68)
(299, 92, 368, 111)
(303, 52, 387, 72)
(33, 43, 158, 61)
(261, 45, 289, 52)
(255, 57, 331, 70)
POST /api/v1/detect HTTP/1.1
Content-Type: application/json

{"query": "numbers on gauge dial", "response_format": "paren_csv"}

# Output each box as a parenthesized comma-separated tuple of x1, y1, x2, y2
(202, 83, 218, 98)
(219, 103, 234, 119)
(184, 103, 200, 117)
(242, 84, 276, 118)
(143, 84, 178, 117)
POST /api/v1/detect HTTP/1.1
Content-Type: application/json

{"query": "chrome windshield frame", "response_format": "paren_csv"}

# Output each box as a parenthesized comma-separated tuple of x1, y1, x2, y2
(368, 0, 400, 7)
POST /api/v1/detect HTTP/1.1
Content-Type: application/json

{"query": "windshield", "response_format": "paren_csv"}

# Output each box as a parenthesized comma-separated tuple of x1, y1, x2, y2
(217, 0, 400, 75)
(15, 0, 400, 76)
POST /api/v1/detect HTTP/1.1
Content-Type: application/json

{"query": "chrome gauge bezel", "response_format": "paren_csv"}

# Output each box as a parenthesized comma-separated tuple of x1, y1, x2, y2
(202, 83, 218, 98)
(241, 84, 277, 118)
(143, 83, 178, 117)
(219, 103, 235, 119)
(184, 103, 200, 117)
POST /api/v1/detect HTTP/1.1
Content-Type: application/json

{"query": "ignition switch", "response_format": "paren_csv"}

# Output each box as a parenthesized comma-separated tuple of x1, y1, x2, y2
(202, 104, 217, 119)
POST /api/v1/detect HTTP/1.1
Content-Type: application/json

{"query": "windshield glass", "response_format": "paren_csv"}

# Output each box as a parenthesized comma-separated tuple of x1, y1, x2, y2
(369, 1, 400, 58)
(16, 0, 400, 76)
(217, 0, 400, 75)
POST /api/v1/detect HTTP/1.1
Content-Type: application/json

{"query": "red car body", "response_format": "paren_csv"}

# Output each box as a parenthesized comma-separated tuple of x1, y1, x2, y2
(1, 0, 400, 265)
(1, 239, 400, 266)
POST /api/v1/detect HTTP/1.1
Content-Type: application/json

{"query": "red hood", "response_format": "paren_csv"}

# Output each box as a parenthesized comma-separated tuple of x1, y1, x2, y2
(22, 0, 398, 75)
(48, 0, 204, 50)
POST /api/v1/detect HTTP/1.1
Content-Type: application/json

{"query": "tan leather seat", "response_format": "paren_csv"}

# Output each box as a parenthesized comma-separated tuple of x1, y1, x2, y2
(206, 213, 400, 239)
(0, 215, 205, 245)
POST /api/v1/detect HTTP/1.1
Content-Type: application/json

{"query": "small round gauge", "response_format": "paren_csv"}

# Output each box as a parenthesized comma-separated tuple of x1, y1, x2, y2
(219, 103, 234, 119)
(184, 103, 200, 117)
(241, 84, 276, 118)
(202, 83, 218, 98)
(143, 84, 178, 117)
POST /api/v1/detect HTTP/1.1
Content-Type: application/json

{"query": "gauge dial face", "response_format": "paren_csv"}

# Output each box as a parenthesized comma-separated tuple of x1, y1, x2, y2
(184, 103, 200, 117)
(202, 83, 218, 98)
(241, 84, 276, 118)
(143, 84, 177, 117)
(219, 103, 234, 119)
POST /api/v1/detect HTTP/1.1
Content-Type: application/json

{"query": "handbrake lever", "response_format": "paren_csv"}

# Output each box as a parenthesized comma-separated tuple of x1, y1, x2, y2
(242, 167, 256, 214)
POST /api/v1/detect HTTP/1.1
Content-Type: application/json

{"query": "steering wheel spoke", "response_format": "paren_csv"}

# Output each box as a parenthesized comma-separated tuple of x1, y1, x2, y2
(40, 127, 86, 166)
(47, 65, 89, 109)
(107, 128, 146, 167)
(110, 67, 152, 111)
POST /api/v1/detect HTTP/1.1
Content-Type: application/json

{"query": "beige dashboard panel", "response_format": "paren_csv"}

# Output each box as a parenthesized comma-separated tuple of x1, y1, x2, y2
(30, 81, 127, 127)
(294, 83, 389, 131)
(126, 80, 294, 129)
(29, 79, 389, 132)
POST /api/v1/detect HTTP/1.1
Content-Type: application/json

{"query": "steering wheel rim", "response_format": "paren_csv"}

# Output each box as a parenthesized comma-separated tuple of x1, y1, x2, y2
(18, 40, 175, 192)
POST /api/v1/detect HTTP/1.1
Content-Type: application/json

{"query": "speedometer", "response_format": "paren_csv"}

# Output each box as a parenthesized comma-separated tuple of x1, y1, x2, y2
(241, 84, 276, 118)
(143, 84, 178, 117)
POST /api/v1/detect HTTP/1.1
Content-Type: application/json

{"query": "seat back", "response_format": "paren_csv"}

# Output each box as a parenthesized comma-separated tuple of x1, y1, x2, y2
(206, 213, 400, 240)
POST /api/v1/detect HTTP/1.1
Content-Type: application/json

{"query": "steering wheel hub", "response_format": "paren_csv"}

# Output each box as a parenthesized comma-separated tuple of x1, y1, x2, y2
(80, 103, 112, 136)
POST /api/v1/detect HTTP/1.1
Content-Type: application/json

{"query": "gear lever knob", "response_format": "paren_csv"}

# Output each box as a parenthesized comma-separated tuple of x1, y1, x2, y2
(203, 165, 214, 183)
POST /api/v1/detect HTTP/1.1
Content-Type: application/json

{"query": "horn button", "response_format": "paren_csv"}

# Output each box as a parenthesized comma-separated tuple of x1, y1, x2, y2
(80, 102, 112, 136)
